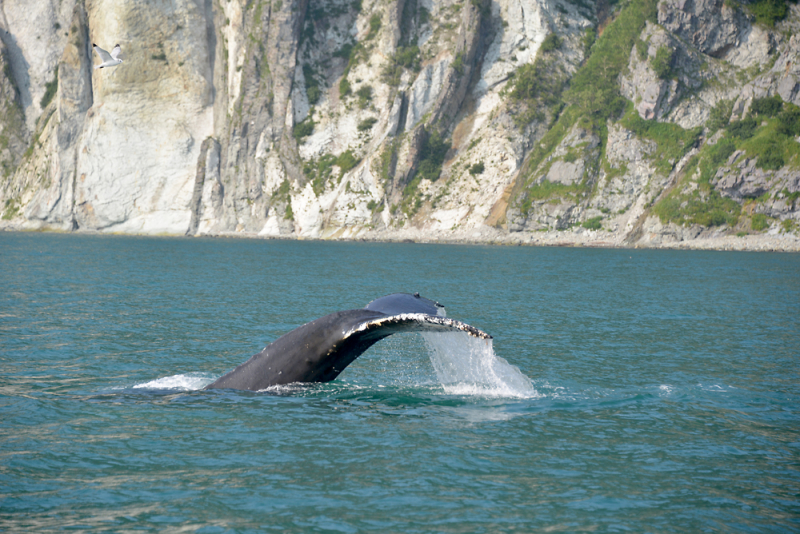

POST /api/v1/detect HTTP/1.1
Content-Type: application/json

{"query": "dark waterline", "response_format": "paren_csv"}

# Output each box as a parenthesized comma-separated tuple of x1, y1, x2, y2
(1, 232, 799, 532)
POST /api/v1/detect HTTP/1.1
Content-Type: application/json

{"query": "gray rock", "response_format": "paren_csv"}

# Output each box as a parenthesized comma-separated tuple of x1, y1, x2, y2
(658, 0, 748, 58)
(405, 59, 450, 132)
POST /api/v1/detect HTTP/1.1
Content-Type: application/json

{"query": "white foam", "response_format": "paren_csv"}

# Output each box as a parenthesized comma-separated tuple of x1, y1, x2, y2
(133, 373, 215, 391)
(421, 332, 539, 399)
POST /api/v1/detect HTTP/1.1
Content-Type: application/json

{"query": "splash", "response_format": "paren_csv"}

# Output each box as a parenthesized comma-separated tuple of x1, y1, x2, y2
(420, 332, 539, 398)
(133, 373, 215, 391)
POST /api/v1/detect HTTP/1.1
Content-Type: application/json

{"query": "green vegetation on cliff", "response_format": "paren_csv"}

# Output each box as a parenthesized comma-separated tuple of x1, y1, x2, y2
(397, 131, 451, 218)
(746, 0, 796, 26)
(620, 107, 701, 175)
(652, 95, 800, 230)
(40, 67, 58, 109)
(304, 150, 362, 196)
(513, 0, 658, 215)
(653, 137, 742, 228)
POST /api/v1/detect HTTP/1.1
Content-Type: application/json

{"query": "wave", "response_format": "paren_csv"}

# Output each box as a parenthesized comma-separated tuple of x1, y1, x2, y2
(132, 372, 216, 391)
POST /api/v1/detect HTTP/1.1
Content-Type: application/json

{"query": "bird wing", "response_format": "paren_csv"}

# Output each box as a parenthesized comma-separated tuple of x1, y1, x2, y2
(110, 44, 121, 59)
(93, 44, 113, 62)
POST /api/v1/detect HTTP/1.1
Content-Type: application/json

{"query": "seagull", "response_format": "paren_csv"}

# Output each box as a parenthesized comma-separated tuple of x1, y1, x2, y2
(93, 43, 123, 69)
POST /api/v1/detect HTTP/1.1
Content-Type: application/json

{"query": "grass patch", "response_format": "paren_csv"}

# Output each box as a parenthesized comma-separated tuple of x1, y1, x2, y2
(750, 95, 784, 118)
(366, 14, 381, 40)
(737, 119, 800, 171)
(581, 27, 596, 59)
(293, 117, 315, 140)
(376, 140, 398, 187)
(398, 175, 424, 217)
(272, 179, 291, 201)
(23, 111, 53, 160)
(635, 38, 649, 61)
(540, 33, 562, 53)
(620, 106, 702, 175)
(512, 0, 660, 217)
(564, 0, 656, 124)
(40, 67, 58, 109)
(303, 149, 364, 196)
(746, 0, 792, 26)
(303, 65, 321, 105)
(777, 104, 800, 137)
(358, 117, 378, 131)
(650, 46, 674, 79)
(582, 216, 603, 229)
(707, 99, 734, 133)
(468, 161, 485, 175)
(396, 132, 450, 217)
(653, 190, 741, 227)
(334, 40, 369, 100)
(506, 54, 567, 130)
(451, 52, 465, 75)
(727, 117, 758, 139)
(381, 46, 420, 85)
(339, 77, 351, 98)
(416, 131, 450, 182)
(356, 85, 372, 109)
(751, 213, 770, 231)
(2, 198, 20, 220)
(718, 99, 800, 170)
(603, 159, 629, 181)
(336, 149, 360, 176)
(304, 154, 338, 196)
(652, 137, 742, 227)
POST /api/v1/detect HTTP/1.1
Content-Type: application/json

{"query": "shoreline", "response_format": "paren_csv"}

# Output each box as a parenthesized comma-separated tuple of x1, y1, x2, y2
(3, 225, 799, 252)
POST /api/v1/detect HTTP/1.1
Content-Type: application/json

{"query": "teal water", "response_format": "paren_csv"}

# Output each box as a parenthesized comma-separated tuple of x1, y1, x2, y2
(1, 233, 799, 532)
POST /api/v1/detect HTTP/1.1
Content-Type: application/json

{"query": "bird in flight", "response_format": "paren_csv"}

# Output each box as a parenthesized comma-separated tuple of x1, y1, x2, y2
(93, 44, 123, 69)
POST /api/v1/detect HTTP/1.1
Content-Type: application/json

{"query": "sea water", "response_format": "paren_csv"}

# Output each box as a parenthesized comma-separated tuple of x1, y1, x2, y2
(1, 233, 798, 532)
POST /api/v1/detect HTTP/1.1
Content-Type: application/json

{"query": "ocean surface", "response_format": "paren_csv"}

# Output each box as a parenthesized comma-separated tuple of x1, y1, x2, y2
(1, 232, 798, 533)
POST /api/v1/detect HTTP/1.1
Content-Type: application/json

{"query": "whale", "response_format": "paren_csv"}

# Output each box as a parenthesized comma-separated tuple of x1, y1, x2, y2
(204, 293, 492, 391)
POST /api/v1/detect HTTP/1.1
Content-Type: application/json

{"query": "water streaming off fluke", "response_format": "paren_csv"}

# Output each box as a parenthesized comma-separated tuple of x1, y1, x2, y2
(421, 332, 539, 398)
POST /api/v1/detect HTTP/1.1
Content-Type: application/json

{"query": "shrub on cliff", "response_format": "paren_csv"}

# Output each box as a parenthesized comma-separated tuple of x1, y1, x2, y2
(540, 33, 562, 53)
(752, 213, 770, 231)
(358, 117, 378, 131)
(727, 118, 758, 139)
(747, 0, 792, 26)
(778, 105, 800, 137)
(416, 132, 450, 182)
(707, 99, 734, 133)
(582, 216, 603, 230)
(336, 150, 360, 176)
(40, 67, 58, 109)
(750, 96, 783, 118)
(468, 162, 485, 175)
(650, 47, 674, 80)
(293, 117, 315, 139)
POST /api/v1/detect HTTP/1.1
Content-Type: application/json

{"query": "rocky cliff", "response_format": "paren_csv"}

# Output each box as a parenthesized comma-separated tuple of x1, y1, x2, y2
(1, 0, 799, 250)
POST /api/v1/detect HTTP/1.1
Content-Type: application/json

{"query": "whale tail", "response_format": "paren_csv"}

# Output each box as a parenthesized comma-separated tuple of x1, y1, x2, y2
(205, 293, 491, 391)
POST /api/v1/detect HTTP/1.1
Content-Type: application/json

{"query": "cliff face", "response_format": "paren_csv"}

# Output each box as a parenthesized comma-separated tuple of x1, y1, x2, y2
(1, 0, 799, 249)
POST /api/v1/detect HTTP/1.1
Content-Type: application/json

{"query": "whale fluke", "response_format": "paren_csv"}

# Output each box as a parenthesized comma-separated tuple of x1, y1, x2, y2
(205, 293, 491, 391)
